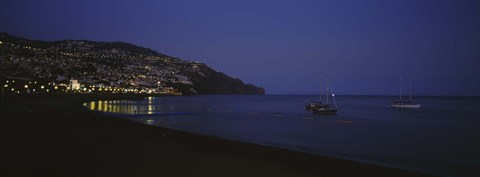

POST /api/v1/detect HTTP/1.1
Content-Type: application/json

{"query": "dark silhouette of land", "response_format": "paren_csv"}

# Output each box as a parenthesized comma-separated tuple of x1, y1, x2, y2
(0, 94, 436, 177)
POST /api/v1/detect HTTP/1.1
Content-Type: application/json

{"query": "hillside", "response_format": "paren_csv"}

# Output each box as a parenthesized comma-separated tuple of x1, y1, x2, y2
(0, 32, 264, 95)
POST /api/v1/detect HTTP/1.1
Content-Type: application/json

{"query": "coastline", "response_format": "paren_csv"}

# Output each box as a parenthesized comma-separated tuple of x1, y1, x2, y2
(0, 94, 437, 177)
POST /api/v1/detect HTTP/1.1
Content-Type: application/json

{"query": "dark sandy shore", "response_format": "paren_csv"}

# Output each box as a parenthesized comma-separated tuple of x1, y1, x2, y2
(0, 94, 436, 177)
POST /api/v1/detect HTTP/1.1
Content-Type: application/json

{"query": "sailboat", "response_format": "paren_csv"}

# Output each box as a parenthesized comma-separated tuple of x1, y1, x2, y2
(389, 76, 421, 109)
(305, 78, 338, 114)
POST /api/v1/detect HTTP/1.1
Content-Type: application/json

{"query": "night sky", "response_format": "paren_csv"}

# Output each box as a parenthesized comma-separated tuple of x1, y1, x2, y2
(1, 0, 479, 95)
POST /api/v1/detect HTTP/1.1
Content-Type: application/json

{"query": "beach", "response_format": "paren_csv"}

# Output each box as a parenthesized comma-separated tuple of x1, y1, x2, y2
(0, 94, 435, 177)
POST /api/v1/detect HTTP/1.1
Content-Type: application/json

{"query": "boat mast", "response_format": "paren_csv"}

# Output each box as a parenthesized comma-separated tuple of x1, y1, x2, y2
(319, 80, 323, 103)
(409, 76, 412, 102)
(328, 78, 337, 108)
(399, 75, 403, 101)
(325, 77, 329, 104)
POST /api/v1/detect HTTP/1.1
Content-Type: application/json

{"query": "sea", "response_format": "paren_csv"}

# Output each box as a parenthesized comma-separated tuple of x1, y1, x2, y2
(84, 95, 480, 177)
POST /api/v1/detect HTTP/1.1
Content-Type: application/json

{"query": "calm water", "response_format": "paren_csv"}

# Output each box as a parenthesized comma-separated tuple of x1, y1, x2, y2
(85, 95, 480, 177)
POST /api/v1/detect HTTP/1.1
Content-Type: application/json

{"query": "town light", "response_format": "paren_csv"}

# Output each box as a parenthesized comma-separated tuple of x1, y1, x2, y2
(41, 86, 45, 89)
(3, 84, 7, 88)
(24, 85, 28, 88)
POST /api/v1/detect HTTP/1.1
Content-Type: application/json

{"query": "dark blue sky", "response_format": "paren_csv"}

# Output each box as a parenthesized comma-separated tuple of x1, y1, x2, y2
(1, 0, 479, 95)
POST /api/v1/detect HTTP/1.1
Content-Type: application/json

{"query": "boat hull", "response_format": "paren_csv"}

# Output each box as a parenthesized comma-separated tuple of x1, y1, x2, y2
(306, 103, 326, 111)
(389, 104, 421, 109)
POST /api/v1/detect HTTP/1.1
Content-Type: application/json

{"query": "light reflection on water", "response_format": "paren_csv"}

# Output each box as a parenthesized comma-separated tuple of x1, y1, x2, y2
(146, 118, 155, 125)
(86, 97, 164, 115)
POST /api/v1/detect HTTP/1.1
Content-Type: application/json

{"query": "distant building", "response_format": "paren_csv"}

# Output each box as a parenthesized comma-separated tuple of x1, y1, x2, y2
(69, 80, 80, 90)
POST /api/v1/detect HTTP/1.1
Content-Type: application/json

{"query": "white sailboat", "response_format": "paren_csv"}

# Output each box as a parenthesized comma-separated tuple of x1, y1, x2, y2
(389, 76, 421, 109)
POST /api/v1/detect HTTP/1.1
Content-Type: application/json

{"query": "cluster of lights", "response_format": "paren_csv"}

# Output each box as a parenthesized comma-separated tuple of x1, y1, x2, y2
(3, 83, 181, 95)
(1, 80, 67, 94)
(0, 40, 41, 51)
(2, 78, 182, 95)
(1, 40, 189, 92)
(1, 40, 176, 62)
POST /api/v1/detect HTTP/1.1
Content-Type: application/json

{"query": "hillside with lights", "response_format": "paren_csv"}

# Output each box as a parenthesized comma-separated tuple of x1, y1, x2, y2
(0, 33, 264, 95)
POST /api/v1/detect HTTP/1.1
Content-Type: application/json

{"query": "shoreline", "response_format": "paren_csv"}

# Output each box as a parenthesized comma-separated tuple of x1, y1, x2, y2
(0, 93, 437, 177)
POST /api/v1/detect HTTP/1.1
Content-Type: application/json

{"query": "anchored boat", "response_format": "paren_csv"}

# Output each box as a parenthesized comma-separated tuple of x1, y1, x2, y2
(306, 77, 338, 114)
(389, 76, 421, 109)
